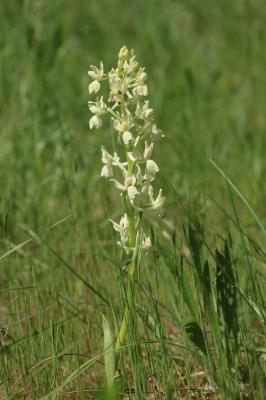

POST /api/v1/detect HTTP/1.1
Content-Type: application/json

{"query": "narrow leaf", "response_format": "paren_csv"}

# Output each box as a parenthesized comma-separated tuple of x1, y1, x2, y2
(102, 314, 116, 388)
(184, 321, 207, 356)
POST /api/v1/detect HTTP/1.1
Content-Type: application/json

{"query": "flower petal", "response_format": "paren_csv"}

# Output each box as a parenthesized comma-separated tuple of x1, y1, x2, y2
(89, 80, 100, 94)
(146, 159, 159, 175)
(89, 115, 102, 130)
(128, 185, 138, 201)
(122, 131, 133, 145)
(101, 165, 113, 178)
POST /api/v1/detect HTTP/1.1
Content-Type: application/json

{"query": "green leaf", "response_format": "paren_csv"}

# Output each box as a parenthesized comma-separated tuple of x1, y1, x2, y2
(184, 321, 207, 356)
(216, 241, 238, 342)
(102, 314, 116, 388)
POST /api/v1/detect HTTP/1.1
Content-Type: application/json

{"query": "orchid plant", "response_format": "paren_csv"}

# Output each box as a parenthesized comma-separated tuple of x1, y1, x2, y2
(88, 45, 165, 385)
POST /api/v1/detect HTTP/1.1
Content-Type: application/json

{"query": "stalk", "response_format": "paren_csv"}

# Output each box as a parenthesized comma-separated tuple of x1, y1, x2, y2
(115, 151, 137, 353)
(88, 45, 165, 381)
(115, 233, 136, 353)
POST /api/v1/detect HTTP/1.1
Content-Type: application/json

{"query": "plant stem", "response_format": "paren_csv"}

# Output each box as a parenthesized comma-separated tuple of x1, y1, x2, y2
(115, 242, 136, 354)
(115, 152, 137, 355)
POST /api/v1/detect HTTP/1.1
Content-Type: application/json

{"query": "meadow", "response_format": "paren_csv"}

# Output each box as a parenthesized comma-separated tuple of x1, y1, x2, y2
(0, 0, 265, 398)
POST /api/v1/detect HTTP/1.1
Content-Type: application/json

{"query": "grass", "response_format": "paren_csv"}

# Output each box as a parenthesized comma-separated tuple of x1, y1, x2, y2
(0, 0, 265, 398)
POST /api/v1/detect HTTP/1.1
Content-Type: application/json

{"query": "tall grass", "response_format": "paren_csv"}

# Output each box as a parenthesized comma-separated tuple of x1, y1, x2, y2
(0, 0, 265, 398)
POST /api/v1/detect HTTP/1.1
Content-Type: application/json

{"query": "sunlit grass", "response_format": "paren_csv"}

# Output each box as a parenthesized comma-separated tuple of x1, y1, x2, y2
(0, 0, 265, 398)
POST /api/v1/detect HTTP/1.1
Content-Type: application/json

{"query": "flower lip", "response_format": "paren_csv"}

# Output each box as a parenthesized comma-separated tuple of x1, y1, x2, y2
(89, 115, 102, 130)
(146, 159, 159, 175)
(122, 131, 133, 145)
(89, 80, 100, 94)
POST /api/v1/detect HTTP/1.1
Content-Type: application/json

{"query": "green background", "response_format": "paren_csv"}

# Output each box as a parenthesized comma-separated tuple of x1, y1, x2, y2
(0, 1, 265, 398)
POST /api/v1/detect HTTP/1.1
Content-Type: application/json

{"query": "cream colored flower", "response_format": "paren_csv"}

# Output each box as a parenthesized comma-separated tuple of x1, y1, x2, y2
(133, 84, 148, 97)
(124, 56, 138, 74)
(88, 62, 106, 95)
(113, 113, 133, 132)
(122, 131, 133, 145)
(127, 185, 138, 201)
(88, 80, 100, 94)
(137, 70, 147, 83)
(136, 101, 153, 119)
(146, 159, 159, 176)
(142, 235, 152, 250)
(111, 174, 139, 201)
(89, 115, 102, 130)
(88, 46, 166, 253)
(143, 142, 153, 160)
(151, 124, 164, 140)
(88, 97, 106, 129)
(88, 97, 106, 115)
(149, 188, 165, 211)
(109, 214, 129, 247)
(118, 45, 129, 60)
(88, 62, 105, 80)
(100, 146, 120, 178)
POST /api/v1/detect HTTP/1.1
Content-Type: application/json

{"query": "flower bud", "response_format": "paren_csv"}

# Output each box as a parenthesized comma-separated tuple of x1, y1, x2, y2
(143, 142, 153, 160)
(118, 45, 129, 60)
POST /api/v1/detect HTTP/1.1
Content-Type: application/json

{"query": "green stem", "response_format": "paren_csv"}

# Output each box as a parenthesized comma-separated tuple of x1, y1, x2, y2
(115, 241, 136, 354)
(115, 152, 137, 355)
